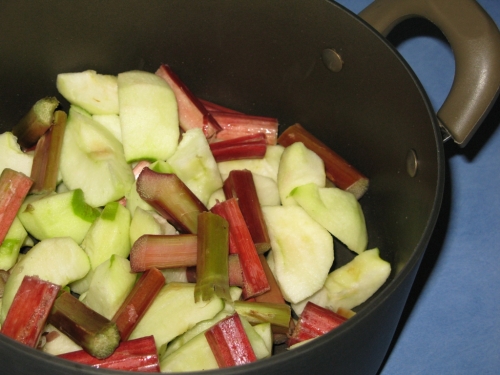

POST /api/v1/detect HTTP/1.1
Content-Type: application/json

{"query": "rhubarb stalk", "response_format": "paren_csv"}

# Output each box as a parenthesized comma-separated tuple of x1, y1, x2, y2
(30, 110, 67, 193)
(48, 290, 120, 359)
(112, 267, 165, 341)
(194, 211, 231, 302)
(1, 275, 60, 347)
(130, 234, 198, 272)
(136, 168, 207, 234)
(205, 313, 257, 368)
(278, 123, 369, 199)
(211, 111, 278, 145)
(59, 335, 160, 372)
(209, 133, 267, 162)
(155, 64, 222, 139)
(233, 300, 292, 334)
(12, 96, 59, 150)
(0, 168, 33, 244)
(223, 169, 271, 253)
(211, 198, 269, 299)
(288, 301, 347, 347)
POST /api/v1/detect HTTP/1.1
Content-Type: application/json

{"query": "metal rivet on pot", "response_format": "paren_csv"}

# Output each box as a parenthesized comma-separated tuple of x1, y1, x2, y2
(406, 149, 418, 177)
(322, 49, 343, 72)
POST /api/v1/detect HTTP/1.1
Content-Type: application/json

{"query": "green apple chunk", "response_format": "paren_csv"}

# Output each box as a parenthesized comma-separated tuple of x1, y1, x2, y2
(291, 183, 368, 254)
(60, 106, 135, 207)
(262, 205, 334, 304)
(129, 282, 224, 350)
(70, 201, 131, 294)
(168, 128, 223, 206)
(129, 207, 177, 245)
(218, 145, 285, 183)
(0, 237, 91, 323)
(17, 189, 100, 244)
(118, 70, 179, 162)
(292, 248, 390, 315)
(80, 254, 137, 320)
(277, 142, 326, 206)
(41, 324, 83, 356)
(57, 70, 119, 115)
(92, 114, 122, 143)
(0, 217, 27, 271)
(0, 132, 33, 175)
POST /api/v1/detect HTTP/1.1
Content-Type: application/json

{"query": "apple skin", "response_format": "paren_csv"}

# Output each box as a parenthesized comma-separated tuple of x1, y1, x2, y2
(277, 142, 326, 206)
(262, 205, 334, 304)
(291, 182, 368, 254)
(0, 217, 27, 271)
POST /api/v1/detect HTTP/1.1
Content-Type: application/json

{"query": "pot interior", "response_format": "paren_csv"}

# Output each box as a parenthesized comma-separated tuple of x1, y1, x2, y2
(0, 0, 444, 374)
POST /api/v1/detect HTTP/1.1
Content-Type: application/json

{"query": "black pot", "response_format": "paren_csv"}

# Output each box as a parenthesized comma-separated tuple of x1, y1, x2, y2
(0, 0, 499, 374)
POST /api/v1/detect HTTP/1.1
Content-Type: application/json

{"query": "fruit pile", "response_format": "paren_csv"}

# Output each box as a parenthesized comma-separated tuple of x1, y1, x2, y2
(0, 65, 391, 372)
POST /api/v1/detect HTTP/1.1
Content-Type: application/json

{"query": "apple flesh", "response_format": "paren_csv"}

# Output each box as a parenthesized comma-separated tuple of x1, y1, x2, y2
(262, 205, 334, 304)
(291, 183, 368, 254)
(118, 70, 179, 162)
(0, 132, 33, 176)
(57, 70, 119, 115)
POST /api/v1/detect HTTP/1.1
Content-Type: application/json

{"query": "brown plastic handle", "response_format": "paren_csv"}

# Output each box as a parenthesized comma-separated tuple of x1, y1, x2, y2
(359, 0, 500, 146)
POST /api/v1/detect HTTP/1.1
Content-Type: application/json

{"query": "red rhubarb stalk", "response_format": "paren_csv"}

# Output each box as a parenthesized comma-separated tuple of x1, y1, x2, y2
(199, 99, 242, 114)
(0, 168, 33, 244)
(48, 291, 120, 359)
(30, 110, 67, 193)
(195, 211, 231, 302)
(209, 133, 267, 162)
(130, 234, 198, 272)
(184, 253, 244, 288)
(205, 313, 257, 368)
(278, 123, 369, 199)
(211, 198, 269, 299)
(212, 111, 278, 145)
(254, 254, 285, 305)
(155, 64, 222, 139)
(1, 275, 60, 347)
(136, 168, 207, 234)
(288, 301, 347, 347)
(58, 335, 160, 372)
(223, 169, 271, 253)
(12, 96, 59, 150)
(111, 267, 165, 341)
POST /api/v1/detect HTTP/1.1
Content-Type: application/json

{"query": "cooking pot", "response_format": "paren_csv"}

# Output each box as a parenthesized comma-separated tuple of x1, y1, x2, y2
(0, 0, 499, 374)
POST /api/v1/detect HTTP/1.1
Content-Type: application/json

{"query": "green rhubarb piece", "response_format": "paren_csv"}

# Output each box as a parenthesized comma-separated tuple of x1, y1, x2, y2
(194, 212, 231, 303)
(49, 291, 120, 359)
(0, 217, 27, 271)
(129, 282, 225, 350)
(168, 128, 223, 206)
(12, 96, 60, 149)
(0, 132, 34, 176)
(17, 189, 100, 243)
(1, 237, 91, 323)
(234, 300, 292, 331)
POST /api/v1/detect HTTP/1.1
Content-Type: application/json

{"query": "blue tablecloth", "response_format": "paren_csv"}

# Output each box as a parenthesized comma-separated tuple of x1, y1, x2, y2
(335, 1, 500, 374)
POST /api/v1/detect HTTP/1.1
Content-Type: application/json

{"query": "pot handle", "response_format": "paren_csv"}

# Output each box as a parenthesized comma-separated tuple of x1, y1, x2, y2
(359, 0, 500, 147)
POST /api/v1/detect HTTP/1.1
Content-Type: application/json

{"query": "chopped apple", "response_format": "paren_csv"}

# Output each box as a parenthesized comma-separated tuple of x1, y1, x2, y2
(17, 189, 100, 244)
(168, 128, 223, 207)
(92, 114, 122, 143)
(0, 132, 33, 176)
(118, 70, 179, 162)
(292, 248, 391, 315)
(291, 183, 367, 254)
(129, 207, 177, 245)
(0, 217, 28, 271)
(80, 254, 137, 320)
(0, 237, 91, 323)
(57, 70, 119, 115)
(277, 142, 326, 205)
(262, 205, 334, 304)
(59, 106, 135, 207)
